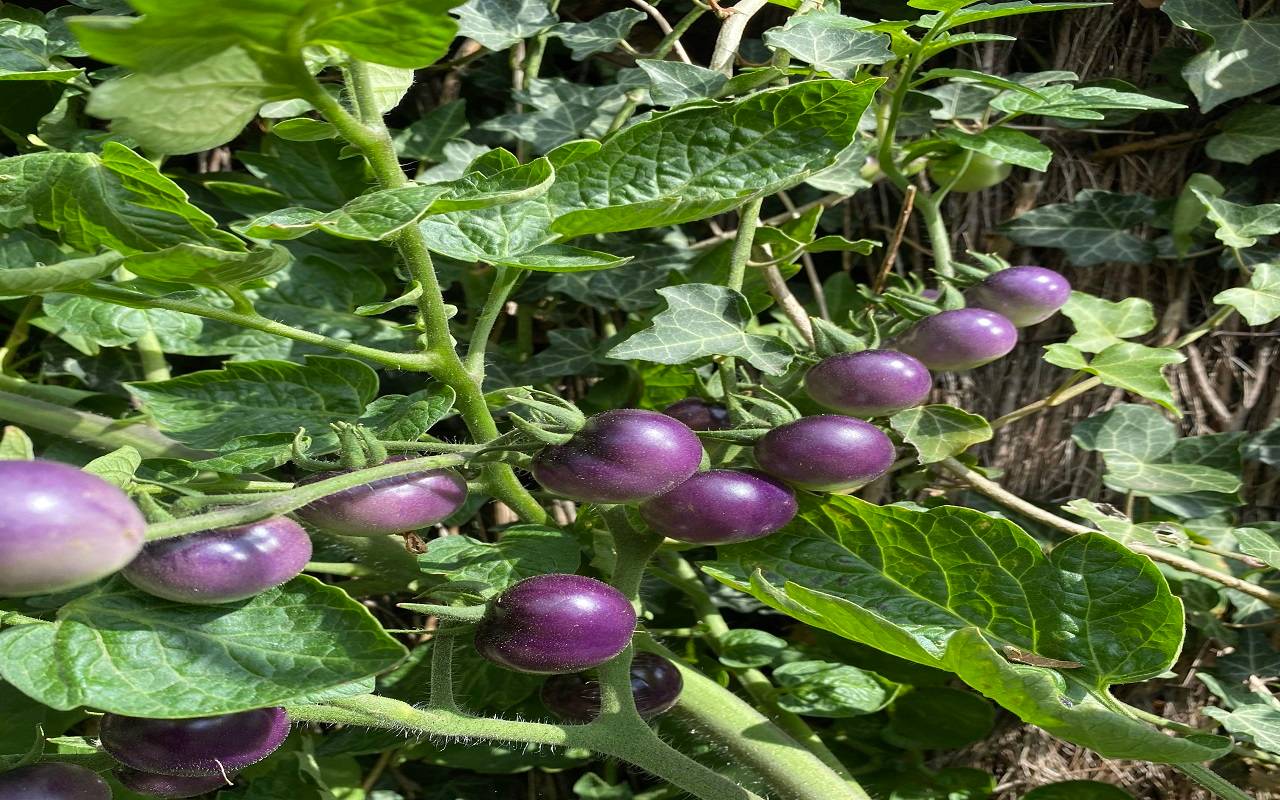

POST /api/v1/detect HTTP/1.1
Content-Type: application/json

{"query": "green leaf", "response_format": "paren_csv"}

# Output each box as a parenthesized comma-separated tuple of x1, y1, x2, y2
(1061, 499, 1175, 548)
(1104, 451, 1242, 496)
(916, 67, 1045, 100)
(1162, 0, 1280, 111)
(551, 9, 644, 61)
(1193, 189, 1280, 248)
(122, 244, 290, 287)
(1206, 104, 1280, 164)
(490, 244, 630, 272)
(42, 291, 203, 350)
(937, 126, 1053, 171)
(0, 426, 34, 460)
(0, 18, 82, 82)
(884, 687, 995, 749)
(360, 384, 456, 441)
(635, 60, 728, 107)
(0, 576, 406, 717)
(1204, 704, 1280, 755)
(772, 660, 897, 717)
(919, 1, 1107, 30)
(240, 186, 454, 241)
(1215, 263, 1280, 325)
(393, 100, 468, 162)
(1058, 292, 1156, 353)
(0, 250, 123, 298)
(717, 629, 789, 669)
(1233, 528, 1280, 570)
(452, 0, 556, 50)
(515, 329, 598, 382)
(548, 79, 883, 238)
(1072, 404, 1177, 461)
(1245, 421, 1280, 465)
(417, 524, 580, 599)
(1023, 782, 1134, 800)
(607, 284, 794, 376)
(81, 446, 141, 488)
(990, 83, 1184, 121)
(890, 404, 992, 463)
(763, 12, 895, 79)
(272, 117, 338, 142)
(1000, 190, 1156, 266)
(1043, 343, 1185, 414)
(704, 495, 1228, 762)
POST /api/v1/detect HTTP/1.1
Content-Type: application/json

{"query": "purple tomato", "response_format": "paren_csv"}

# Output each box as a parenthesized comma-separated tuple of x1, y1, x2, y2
(122, 516, 312, 604)
(0, 763, 110, 800)
(100, 708, 289, 777)
(532, 409, 702, 503)
(0, 460, 146, 597)
(661, 398, 729, 431)
(475, 574, 636, 674)
(639, 469, 796, 545)
(894, 309, 1018, 371)
(114, 767, 233, 798)
(965, 266, 1071, 327)
(540, 652, 683, 723)
(804, 350, 933, 417)
(296, 456, 467, 536)
(754, 415, 894, 491)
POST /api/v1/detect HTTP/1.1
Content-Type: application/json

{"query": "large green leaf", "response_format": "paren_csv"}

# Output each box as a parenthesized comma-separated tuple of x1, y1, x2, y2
(1043, 343, 1184, 413)
(42, 291, 203, 350)
(890, 404, 992, 463)
(763, 12, 894, 79)
(704, 495, 1228, 762)
(771, 660, 898, 717)
(1193, 190, 1280, 248)
(1000, 190, 1156, 266)
(938, 126, 1053, 171)
(0, 576, 405, 717)
(1215, 262, 1280, 325)
(1058, 292, 1156, 353)
(1162, 0, 1280, 112)
(1204, 704, 1280, 755)
(989, 83, 1184, 121)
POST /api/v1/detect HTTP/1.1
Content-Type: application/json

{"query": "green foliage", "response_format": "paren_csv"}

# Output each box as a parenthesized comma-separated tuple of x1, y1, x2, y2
(890, 404, 992, 463)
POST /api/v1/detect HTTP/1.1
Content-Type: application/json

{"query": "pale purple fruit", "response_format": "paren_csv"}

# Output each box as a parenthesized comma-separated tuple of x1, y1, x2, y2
(532, 409, 702, 503)
(115, 767, 233, 798)
(100, 708, 289, 777)
(0, 460, 146, 597)
(804, 350, 933, 417)
(661, 398, 729, 431)
(475, 574, 637, 674)
(754, 416, 894, 491)
(122, 516, 312, 604)
(0, 763, 110, 800)
(297, 456, 467, 536)
(895, 309, 1018, 371)
(540, 652, 683, 722)
(639, 470, 796, 545)
(965, 266, 1070, 327)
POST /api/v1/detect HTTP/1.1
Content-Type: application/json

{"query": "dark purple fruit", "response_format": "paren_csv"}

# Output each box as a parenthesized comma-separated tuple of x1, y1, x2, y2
(100, 708, 289, 777)
(661, 398, 729, 431)
(540, 652, 683, 723)
(0, 763, 110, 800)
(475, 574, 636, 674)
(532, 409, 702, 503)
(639, 470, 796, 545)
(296, 456, 466, 536)
(965, 265, 1071, 327)
(754, 415, 894, 491)
(894, 309, 1018, 371)
(114, 767, 232, 798)
(0, 459, 146, 597)
(122, 516, 312, 604)
(804, 350, 933, 417)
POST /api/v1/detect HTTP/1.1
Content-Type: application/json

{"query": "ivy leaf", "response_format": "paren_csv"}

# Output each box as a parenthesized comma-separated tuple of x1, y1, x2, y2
(1105, 453, 1242, 496)
(1058, 292, 1156, 353)
(1043, 342, 1185, 414)
(81, 446, 141, 488)
(918, 1, 1107, 30)
(393, 100, 468, 162)
(990, 83, 1184, 121)
(890, 404, 992, 463)
(1072, 404, 1178, 461)
(1204, 705, 1280, 755)
(551, 9, 644, 61)
(452, 0, 556, 50)
(121, 244, 290, 287)
(607, 284, 794, 376)
(1206, 104, 1280, 164)
(635, 60, 728, 107)
(515, 329, 599, 381)
(771, 661, 898, 717)
(417, 525, 581, 599)
(1193, 190, 1280, 248)
(938, 126, 1052, 171)
(0, 576, 406, 717)
(1215, 263, 1280, 325)
(1233, 528, 1280, 570)
(1000, 190, 1156, 266)
(1162, 0, 1280, 112)
(763, 12, 895, 78)
(1061, 499, 1173, 548)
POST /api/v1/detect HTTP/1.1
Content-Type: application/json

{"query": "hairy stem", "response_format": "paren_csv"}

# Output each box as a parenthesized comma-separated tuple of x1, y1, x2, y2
(719, 198, 764, 412)
(1172, 763, 1255, 800)
(464, 267, 520, 382)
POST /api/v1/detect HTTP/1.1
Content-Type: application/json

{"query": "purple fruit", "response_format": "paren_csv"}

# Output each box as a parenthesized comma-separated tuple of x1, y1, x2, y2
(919, 288, 941, 301)
(115, 767, 233, 798)
(540, 652, 683, 723)
(661, 398, 730, 431)
(894, 309, 1018, 371)
(296, 456, 466, 536)
(100, 708, 289, 777)
(965, 265, 1071, 327)
(475, 574, 637, 674)
(0, 763, 110, 800)
(804, 350, 933, 417)
(122, 516, 312, 604)
(0, 460, 146, 597)
(532, 409, 702, 503)
(639, 470, 796, 545)
(754, 415, 894, 491)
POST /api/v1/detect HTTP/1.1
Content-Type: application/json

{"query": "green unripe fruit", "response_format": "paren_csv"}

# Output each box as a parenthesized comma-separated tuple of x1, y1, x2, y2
(927, 152, 1012, 193)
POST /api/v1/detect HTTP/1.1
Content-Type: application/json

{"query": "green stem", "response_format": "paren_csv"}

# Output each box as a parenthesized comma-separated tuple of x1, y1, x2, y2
(464, 267, 520, 382)
(913, 194, 953, 277)
(719, 198, 763, 413)
(0, 389, 208, 459)
(429, 621, 460, 711)
(1172, 763, 1255, 800)
(133, 330, 171, 382)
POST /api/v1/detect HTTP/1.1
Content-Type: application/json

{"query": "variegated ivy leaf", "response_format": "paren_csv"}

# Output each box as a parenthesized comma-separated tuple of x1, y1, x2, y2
(1162, 0, 1280, 112)
(1058, 292, 1156, 353)
(1215, 263, 1280, 325)
(763, 10, 894, 78)
(636, 60, 728, 106)
(551, 9, 644, 61)
(1000, 190, 1156, 266)
(452, 0, 557, 51)
(1206, 104, 1280, 164)
(890, 404, 992, 463)
(1193, 190, 1280, 248)
(1043, 342, 1184, 413)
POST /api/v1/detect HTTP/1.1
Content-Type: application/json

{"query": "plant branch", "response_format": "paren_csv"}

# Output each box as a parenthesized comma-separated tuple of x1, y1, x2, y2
(710, 0, 770, 75)
(1172, 763, 1255, 800)
(629, 0, 693, 63)
(464, 267, 520, 383)
(0, 389, 208, 460)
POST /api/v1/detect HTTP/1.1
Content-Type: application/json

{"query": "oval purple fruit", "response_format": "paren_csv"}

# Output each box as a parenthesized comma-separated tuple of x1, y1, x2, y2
(122, 516, 312, 604)
(965, 265, 1071, 327)
(754, 415, 895, 491)
(895, 309, 1018, 371)
(0, 459, 146, 597)
(639, 470, 796, 545)
(100, 708, 289, 777)
(115, 767, 233, 799)
(804, 350, 933, 417)
(540, 652, 684, 723)
(532, 409, 702, 503)
(661, 398, 730, 431)
(475, 574, 637, 674)
(0, 763, 111, 800)
(296, 457, 467, 536)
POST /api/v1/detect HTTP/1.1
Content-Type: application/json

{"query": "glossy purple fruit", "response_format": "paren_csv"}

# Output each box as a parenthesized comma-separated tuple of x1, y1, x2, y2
(540, 653, 684, 723)
(965, 265, 1071, 327)
(122, 516, 312, 604)
(296, 456, 467, 536)
(115, 767, 233, 799)
(0, 460, 146, 597)
(754, 415, 895, 491)
(661, 398, 729, 431)
(475, 574, 637, 674)
(100, 708, 289, 777)
(532, 409, 702, 503)
(639, 470, 796, 545)
(804, 350, 933, 417)
(895, 309, 1018, 371)
(0, 763, 110, 800)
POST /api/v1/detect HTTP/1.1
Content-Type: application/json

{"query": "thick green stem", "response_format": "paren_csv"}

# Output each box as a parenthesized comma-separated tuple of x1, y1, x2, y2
(0, 389, 207, 459)
(913, 194, 953, 277)
(719, 198, 763, 413)
(1173, 763, 1255, 800)
(134, 329, 171, 382)
(429, 621, 460, 711)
